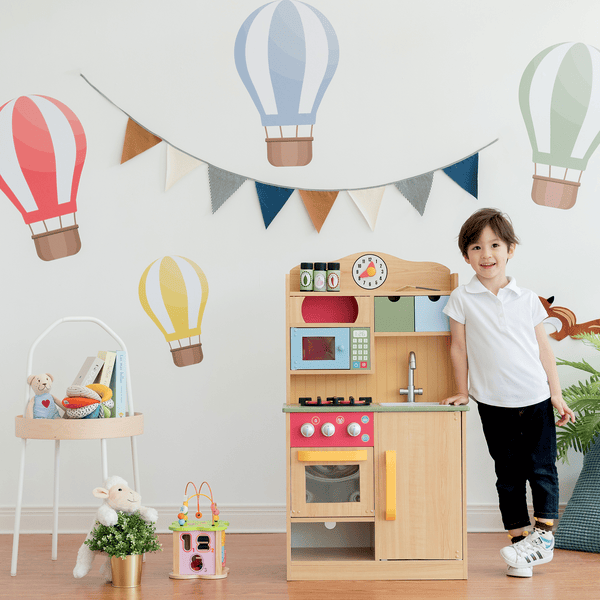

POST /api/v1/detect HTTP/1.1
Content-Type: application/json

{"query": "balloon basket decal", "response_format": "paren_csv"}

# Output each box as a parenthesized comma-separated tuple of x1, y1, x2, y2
(171, 343, 203, 367)
(31, 225, 81, 261)
(266, 137, 313, 167)
(531, 175, 580, 210)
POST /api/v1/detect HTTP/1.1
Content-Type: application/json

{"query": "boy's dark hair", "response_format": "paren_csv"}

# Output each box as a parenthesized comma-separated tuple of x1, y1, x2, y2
(458, 208, 519, 257)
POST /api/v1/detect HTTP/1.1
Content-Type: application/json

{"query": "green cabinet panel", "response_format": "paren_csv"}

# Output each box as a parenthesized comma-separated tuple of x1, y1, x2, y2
(374, 297, 415, 332)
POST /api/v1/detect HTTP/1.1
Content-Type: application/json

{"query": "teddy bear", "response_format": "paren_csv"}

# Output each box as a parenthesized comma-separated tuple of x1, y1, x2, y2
(73, 475, 158, 581)
(25, 373, 62, 419)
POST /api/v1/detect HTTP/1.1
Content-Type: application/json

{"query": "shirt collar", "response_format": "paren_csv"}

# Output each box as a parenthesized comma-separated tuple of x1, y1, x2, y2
(465, 275, 522, 296)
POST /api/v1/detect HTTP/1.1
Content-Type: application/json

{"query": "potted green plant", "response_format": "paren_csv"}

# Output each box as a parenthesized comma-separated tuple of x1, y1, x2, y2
(85, 511, 162, 587)
(556, 332, 600, 463)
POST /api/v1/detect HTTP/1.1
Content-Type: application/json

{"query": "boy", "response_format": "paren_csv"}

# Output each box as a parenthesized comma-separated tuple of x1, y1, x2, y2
(440, 208, 575, 578)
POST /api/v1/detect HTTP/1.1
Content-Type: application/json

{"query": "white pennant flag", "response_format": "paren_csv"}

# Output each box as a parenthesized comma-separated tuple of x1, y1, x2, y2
(165, 145, 203, 191)
(347, 187, 386, 230)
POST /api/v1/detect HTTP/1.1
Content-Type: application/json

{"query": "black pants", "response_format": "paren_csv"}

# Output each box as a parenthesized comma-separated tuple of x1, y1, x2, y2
(477, 398, 559, 531)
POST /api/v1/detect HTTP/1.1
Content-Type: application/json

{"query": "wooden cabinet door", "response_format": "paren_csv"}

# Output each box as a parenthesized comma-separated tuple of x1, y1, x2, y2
(375, 412, 463, 560)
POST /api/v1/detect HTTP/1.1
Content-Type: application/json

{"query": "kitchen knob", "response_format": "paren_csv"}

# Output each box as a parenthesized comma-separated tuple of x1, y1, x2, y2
(300, 423, 315, 438)
(347, 422, 361, 437)
(321, 422, 335, 437)
(337, 344, 345, 352)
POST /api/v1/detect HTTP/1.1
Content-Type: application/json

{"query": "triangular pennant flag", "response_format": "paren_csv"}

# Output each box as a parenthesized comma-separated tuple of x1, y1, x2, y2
(165, 145, 203, 191)
(347, 187, 386, 230)
(207, 164, 247, 213)
(299, 190, 339, 233)
(394, 172, 435, 216)
(121, 118, 162, 164)
(443, 153, 478, 198)
(255, 182, 294, 228)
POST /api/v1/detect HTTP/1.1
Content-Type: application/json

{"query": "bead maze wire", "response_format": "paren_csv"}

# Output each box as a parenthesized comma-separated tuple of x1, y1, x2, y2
(178, 481, 220, 527)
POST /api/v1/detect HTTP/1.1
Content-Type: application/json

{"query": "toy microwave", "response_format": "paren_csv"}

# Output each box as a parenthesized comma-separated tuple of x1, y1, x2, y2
(290, 327, 371, 370)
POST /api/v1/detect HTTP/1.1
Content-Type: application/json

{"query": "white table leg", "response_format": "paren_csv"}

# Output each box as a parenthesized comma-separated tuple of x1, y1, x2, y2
(131, 437, 140, 494)
(52, 440, 60, 560)
(11, 439, 28, 576)
(101, 439, 108, 482)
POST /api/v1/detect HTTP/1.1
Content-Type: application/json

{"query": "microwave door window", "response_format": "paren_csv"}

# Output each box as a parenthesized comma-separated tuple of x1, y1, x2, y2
(302, 336, 335, 361)
(305, 465, 361, 504)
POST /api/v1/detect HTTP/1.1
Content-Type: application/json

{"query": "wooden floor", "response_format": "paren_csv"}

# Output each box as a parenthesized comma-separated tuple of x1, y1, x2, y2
(1, 533, 598, 600)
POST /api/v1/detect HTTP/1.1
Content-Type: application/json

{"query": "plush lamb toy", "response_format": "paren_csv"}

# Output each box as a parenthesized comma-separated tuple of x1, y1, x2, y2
(25, 373, 62, 419)
(73, 476, 158, 581)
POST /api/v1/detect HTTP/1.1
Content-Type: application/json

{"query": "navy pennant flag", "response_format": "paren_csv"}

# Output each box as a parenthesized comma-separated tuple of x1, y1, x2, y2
(255, 182, 294, 228)
(443, 154, 478, 199)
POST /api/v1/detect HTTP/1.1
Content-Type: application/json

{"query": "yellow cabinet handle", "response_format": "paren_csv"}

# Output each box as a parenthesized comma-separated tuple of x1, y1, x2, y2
(386, 450, 396, 521)
(297, 450, 368, 462)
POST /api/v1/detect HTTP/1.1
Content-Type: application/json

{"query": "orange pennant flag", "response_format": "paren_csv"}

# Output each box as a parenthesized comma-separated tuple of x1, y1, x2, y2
(121, 118, 162, 164)
(299, 190, 339, 233)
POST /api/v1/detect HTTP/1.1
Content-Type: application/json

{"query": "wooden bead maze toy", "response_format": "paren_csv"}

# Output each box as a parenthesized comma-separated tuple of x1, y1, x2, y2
(168, 481, 229, 580)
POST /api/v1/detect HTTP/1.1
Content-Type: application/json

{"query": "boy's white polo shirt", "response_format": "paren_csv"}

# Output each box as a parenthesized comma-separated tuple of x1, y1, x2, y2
(443, 275, 550, 408)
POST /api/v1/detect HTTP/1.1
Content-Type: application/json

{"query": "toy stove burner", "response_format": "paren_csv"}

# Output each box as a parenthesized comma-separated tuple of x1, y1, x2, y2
(298, 396, 372, 407)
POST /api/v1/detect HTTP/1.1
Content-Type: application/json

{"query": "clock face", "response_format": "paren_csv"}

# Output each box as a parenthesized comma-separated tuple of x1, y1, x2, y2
(352, 254, 388, 289)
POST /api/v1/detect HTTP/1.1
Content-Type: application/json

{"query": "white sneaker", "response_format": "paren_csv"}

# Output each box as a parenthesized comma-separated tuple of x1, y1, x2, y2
(507, 565, 533, 577)
(500, 530, 554, 568)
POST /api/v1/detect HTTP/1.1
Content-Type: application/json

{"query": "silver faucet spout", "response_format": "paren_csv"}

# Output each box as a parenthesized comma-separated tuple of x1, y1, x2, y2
(399, 351, 423, 402)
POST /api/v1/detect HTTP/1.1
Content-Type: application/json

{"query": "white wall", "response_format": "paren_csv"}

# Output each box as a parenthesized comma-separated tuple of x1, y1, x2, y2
(0, 0, 597, 534)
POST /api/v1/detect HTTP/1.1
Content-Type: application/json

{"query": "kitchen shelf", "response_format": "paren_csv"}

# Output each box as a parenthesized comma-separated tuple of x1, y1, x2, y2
(374, 331, 450, 337)
(289, 369, 373, 375)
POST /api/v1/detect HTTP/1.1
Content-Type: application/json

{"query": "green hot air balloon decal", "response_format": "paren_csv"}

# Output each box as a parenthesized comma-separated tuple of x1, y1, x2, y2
(519, 42, 600, 209)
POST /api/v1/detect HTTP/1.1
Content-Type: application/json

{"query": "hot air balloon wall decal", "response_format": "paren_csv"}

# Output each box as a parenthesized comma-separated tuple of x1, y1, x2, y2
(519, 42, 600, 210)
(0, 95, 86, 260)
(139, 256, 209, 367)
(234, 0, 339, 167)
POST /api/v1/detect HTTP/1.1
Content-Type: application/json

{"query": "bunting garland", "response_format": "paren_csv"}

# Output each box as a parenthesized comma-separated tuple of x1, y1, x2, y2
(82, 74, 494, 233)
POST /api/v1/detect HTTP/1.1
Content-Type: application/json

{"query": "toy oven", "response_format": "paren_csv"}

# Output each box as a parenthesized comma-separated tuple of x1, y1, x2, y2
(290, 447, 374, 518)
(290, 327, 370, 370)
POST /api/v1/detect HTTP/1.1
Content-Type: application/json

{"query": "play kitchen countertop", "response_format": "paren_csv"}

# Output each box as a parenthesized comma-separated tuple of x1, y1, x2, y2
(282, 403, 469, 412)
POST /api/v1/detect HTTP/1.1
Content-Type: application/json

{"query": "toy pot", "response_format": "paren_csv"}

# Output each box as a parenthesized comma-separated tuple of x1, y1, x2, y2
(111, 554, 143, 587)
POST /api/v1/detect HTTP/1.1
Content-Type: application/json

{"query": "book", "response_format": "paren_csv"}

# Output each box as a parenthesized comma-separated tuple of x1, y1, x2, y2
(95, 350, 117, 387)
(112, 350, 127, 418)
(72, 356, 105, 387)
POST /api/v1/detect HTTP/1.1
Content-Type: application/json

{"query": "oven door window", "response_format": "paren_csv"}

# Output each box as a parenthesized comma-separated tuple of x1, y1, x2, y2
(305, 464, 361, 504)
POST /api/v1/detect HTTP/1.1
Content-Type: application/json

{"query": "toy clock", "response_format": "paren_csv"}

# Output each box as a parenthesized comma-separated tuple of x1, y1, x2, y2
(352, 254, 388, 289)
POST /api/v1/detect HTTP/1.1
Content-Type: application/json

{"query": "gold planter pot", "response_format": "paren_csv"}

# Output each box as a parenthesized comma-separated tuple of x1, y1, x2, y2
(111, 554, 143, 588)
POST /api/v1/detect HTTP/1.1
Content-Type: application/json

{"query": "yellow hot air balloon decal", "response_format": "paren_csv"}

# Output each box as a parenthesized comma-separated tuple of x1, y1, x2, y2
(139, 256, 209, 367)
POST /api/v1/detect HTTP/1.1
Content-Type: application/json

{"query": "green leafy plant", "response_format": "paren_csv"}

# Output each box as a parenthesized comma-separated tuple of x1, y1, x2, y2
(556, 332, 600, 463)
(85, 512, 162, 559)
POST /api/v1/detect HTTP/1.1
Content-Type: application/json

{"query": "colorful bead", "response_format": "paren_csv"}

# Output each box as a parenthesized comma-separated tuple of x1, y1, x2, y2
(178, 512, 185, 520)
(181, 505, 188, 514)
(178, 519, 186, 526)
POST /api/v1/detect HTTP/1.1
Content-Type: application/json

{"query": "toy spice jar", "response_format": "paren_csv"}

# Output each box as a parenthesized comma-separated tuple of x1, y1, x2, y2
(326, 263, 341, 292)
(313, 263, 327, 292)
(300, 263, 313, 291)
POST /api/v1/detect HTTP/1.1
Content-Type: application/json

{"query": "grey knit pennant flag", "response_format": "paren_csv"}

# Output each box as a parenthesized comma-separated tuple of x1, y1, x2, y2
(394, 172, 435, 216)
(208, 164, 247, 213)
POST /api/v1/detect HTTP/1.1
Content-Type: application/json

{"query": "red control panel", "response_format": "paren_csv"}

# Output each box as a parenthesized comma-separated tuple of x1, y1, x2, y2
(289, 412, 374, 447)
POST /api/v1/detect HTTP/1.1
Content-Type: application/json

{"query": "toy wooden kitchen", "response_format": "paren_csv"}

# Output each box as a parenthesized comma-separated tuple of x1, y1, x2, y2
(283, 252, 468, 581)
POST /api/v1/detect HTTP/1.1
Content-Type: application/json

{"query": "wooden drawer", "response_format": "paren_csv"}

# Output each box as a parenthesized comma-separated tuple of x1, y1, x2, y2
(374, 297, 414, 332)
(414, 296, 450, 332)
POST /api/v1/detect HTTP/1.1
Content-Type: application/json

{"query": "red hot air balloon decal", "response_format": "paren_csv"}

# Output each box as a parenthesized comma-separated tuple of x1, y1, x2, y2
(0, 95, 86, 261)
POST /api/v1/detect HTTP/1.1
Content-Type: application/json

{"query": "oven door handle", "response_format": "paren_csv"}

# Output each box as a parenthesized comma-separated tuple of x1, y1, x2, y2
(386, 450, 397, 521)
(297, 449, 368, 462)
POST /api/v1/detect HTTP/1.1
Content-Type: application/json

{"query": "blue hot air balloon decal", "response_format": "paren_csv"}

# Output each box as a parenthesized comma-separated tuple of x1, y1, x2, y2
(235, 0, 339, 167)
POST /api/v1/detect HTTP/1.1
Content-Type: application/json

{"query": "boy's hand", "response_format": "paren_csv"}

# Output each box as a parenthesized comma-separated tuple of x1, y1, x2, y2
(552, 396, 576, 426)
(439, 393, 469, 406)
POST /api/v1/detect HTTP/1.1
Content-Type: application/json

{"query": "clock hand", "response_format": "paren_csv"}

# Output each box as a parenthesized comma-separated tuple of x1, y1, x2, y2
(360, 262, 376, 278)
